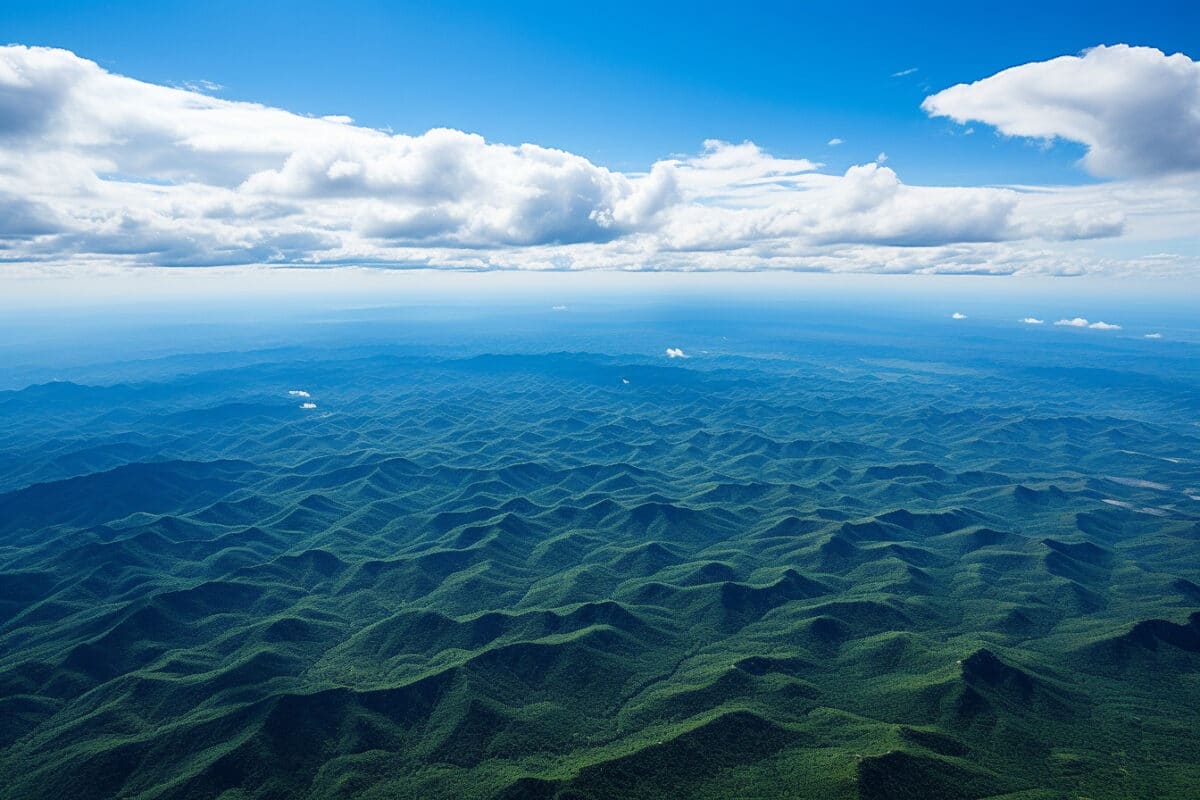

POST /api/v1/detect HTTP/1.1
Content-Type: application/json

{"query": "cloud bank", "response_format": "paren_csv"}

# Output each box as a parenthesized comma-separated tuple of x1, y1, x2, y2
(0, 44, 1195, 276)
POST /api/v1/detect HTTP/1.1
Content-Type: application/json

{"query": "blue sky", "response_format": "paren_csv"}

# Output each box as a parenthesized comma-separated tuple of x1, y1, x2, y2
(5, 0, 1195, 183)
(0, 0, 1197, 286)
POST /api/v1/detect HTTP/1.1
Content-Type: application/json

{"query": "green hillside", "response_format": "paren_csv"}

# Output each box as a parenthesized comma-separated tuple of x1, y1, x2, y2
(1, 336, 1198, 799)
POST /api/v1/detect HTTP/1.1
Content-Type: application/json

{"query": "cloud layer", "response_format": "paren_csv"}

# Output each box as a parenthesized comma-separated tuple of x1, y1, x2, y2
(0, 44, 1195, 276)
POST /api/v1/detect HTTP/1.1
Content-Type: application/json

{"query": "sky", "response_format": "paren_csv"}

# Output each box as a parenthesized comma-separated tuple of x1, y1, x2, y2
(1, 0, 1198, 293)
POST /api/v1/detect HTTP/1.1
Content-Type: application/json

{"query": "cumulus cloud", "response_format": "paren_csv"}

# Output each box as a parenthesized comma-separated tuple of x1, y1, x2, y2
(0, 44, 1192, 276)
(1051, 318, 1122, 331)
(300, 402, 317, 409)
(1020, 317, 1044, 324)
(951, 312, 967, 319)
(0, 45, 673, 259)
(287, 389, 311, 397)
(665, 347, 688, 358)
(827, 138, 844, 146)
(243, 127, 677, 246)
(922, 45, 1200, 178)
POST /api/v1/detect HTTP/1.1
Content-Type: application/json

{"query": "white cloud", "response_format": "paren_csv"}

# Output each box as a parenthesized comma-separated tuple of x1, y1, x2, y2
(892, 67, 919, 78)
(551, 304, 568, 311)
(922, 45, 1200, 178)
(287, 389, 310, 397)
(875, 152, 888, 164)
(176, 78, 223, 94)
(827, 138, 844, 146)
(951, 312, 967, 319)
(1049, 318, 1124, 331)
(300, 402, 317, 409)
(1020, 317, 1044, 324)
(665, 347, 688, 358)
(1144, 332, 1162, 339)
(0, 44, 1193, 277)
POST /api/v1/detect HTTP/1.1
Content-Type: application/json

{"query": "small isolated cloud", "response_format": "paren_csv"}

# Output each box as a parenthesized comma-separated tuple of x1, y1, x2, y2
(177, 78, 223, 93)
(288, 389, 311, 397)
(828, 138, 844, 146)
(876, 152, 889, 164)
(300, 402, 317, 409)
(621, 377, 630, 384)
(1020, 317, 1044, 324)
(892, 67, 919, 78)
(665, 347, 688, 359)
(951, 312, 967, 319)
(1048, 317, 1120, 331)
(551, 305, 568, 311)
(1144, 332, 1163, 339)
